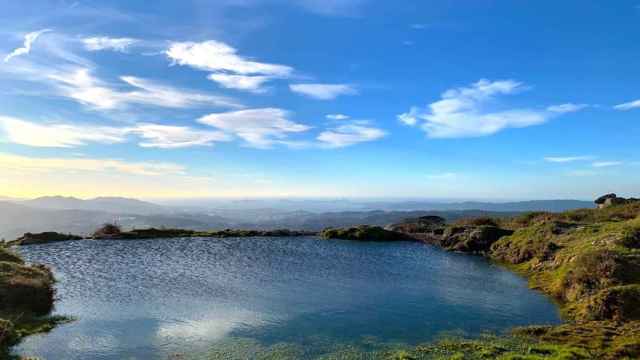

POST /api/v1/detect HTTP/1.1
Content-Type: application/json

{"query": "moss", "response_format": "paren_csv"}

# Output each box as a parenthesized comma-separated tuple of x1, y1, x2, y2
(514, 321, 640, 359)
(491, 222, 568, 264)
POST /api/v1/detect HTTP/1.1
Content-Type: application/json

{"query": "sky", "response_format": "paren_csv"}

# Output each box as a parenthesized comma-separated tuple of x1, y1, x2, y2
(0, 0, 639, 200)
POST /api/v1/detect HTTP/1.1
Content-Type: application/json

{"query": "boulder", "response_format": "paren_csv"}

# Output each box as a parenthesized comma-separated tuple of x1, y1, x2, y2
(595, 193, 618, 205)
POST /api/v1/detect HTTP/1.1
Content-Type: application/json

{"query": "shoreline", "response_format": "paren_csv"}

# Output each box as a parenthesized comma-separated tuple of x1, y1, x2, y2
(5, 200, 640, 359)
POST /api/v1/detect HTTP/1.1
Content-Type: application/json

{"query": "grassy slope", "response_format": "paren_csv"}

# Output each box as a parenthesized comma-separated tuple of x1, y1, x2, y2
(423, 203, 640, 359)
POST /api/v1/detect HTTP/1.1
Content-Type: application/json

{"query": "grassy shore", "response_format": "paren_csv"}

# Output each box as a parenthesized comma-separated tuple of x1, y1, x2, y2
(382, 202, 640, 359)
(0, 246, 70, 359)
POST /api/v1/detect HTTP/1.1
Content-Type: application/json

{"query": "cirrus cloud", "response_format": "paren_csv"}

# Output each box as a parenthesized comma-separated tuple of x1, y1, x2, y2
(317, 122, 386, 148)
(0, 116, 230, 149)
(289, 83, 357, 100)
(3, 29, 51, 63)
(198, 108, 311, 148)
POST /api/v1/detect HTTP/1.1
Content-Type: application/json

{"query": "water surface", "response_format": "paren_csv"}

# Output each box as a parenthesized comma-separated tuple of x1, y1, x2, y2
(17, 237, 561, 359)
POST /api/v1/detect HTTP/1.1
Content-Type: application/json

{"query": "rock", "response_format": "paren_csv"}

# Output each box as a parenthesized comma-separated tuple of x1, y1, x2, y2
(14, 232, 83, 245)
(320, 225, 410, 242)
(594, 193, 639, 209)
(440, 225, 514, 253)
(386, 215, 445, 234)
(595, 193, 618, 205)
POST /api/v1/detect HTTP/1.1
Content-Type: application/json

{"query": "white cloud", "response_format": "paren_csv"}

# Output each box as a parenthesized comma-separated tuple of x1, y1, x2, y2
(166, 40, 293, 93)
(289, 83, 357, 100)
(326, 114, 350, 120)
(592, 161, 623, 168)
(130, 123, 230, 149)
(317, 123, 386, 148)
(0, 116, 229, 149)
(398, 107, 419, 126)
(198, 108, 311, 148)
(0, 152, 185, 176)
(544, 156, 593, 163)
(167, 40, 292, 76)
(0, 116, 126, 148)
(48, 68, 241, 110)
(546, 103, 589, 113)
(82, 37, 138, 52)
(397, 79, 557, 138)
(613, 99, 640, 111)
(411, 24, 428, 30)
(207, 73, 271, 93)
(4, 29, 52, 62)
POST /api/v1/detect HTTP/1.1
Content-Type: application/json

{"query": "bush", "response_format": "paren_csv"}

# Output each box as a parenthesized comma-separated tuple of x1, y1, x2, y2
(619, 226, 640, 249)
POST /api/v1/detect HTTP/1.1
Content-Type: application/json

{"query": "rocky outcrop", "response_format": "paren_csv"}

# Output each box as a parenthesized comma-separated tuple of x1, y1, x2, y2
(320, 225, 410, 241)
(387, 215, 513, 253)
(595, 193, 640, 209)
(12, 232, 83, 246)
(385, 215, 446, 233)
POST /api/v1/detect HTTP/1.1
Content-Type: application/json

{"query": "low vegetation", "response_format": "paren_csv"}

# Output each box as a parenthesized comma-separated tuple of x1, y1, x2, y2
(0, 245, 69, 358)
(8, 232, 83, 246)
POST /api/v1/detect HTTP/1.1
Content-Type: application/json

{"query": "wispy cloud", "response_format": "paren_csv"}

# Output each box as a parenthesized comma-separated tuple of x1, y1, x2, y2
(48, 68, 241, 110)
(129, 124, 231, 149)
(546, 103, 590, 113)
(289, 83, 357, 100)
(317, 122, 386, 148)
(0, 116, 126, 148)
(198, 108, 311, 148)
(326, 114, 350, 120)
(4, 29, 52, 62)
(397, 79, 576, 138)
(207, 73, 271, 93)
(592, 161, 623, 168)
(166, 40, 292, 92)
(0, 152, 185, 176)
(613, 99, 640, 111)
(0, 117, 230, 149)
(82, 37, 138, 52)
(544, 156, 593, 163)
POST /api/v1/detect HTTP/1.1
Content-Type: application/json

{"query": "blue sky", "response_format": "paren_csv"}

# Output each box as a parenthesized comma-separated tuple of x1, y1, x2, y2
(0, 0, 639, 200)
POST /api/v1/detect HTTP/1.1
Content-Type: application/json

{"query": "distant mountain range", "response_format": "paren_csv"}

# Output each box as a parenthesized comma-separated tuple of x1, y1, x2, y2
(22, 196, 167, 215)
(0, 195, 595, 240)
(365, 199, 595, 212)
